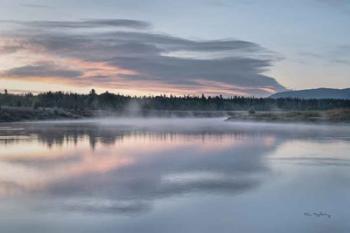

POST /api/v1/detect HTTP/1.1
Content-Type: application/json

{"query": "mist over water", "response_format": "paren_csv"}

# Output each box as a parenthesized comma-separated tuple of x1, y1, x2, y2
(0, 118, 349, 233)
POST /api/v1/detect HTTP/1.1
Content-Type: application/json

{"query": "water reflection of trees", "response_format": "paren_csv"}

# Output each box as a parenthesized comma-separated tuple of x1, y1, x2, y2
(0, 125, 258, 150)
(1, 122, 350, 150)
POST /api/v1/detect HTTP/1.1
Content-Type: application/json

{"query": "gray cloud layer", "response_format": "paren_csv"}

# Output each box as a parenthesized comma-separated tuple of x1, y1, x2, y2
(5, 19, 151, 29)
(0, 19, 286, 96)
(4, 62, 83, 78)
(20, 3, 52, 9)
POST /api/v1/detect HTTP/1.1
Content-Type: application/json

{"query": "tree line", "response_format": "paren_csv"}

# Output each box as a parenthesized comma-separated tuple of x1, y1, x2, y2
(0, 89, 349, 112)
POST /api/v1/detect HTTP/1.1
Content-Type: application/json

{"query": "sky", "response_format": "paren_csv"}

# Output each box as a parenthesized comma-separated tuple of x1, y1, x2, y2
(0, 0, 349, 97)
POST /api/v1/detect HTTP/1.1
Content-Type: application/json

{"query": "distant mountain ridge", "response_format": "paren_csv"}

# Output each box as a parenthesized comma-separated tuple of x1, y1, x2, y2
(270, 88, 350, 99)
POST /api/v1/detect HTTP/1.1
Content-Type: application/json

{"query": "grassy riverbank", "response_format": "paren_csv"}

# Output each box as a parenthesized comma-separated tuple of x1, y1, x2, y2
(1, 106, 350, 123)
(0, 107, 91, 122)
(226, 109, 350, 123)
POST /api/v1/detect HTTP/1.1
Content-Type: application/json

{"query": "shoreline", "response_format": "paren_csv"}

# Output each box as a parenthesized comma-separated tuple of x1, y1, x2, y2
(1, 107, 350, 124)
(226, 109, 350, 123)
(0, 106, 90, 123)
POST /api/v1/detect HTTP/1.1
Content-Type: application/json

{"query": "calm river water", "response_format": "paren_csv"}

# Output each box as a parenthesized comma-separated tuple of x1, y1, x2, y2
(0, 118, 349, 233)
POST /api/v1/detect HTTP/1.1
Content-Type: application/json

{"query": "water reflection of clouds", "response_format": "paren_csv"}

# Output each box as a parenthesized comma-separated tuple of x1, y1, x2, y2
(1, 119, 350, 215)
(269, 140, 350, 167)
(0, 121, 279, 214)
